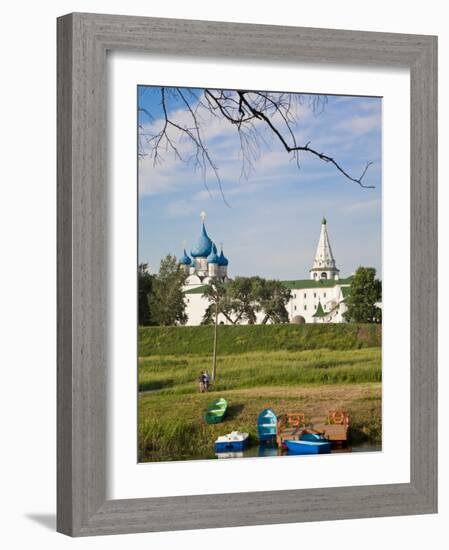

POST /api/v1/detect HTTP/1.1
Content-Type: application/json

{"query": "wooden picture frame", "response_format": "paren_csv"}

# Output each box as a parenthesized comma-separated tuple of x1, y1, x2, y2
(57, 12, 437, 536)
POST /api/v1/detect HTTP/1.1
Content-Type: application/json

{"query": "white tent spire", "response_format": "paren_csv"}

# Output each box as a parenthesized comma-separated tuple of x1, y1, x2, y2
(310, 217, 340, 280)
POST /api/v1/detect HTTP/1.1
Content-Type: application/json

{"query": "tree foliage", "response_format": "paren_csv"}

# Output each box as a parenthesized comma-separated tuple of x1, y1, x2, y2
(254, 278, 292, 324)
(343, 267, 382, 323)
(149, 255, 188, 326)
(138, 263, 155, 326)
(138, 256, 187, 326)
(202, 276, 291, 325)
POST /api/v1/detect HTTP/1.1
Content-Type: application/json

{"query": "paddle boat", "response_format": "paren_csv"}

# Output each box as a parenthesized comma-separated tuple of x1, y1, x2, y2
(214, 431, 249, 452)
(257, 408, 277, 442)
(204, 397, 228, 424)
(313, 410, 350, 446)
(284, 432, 332, 455)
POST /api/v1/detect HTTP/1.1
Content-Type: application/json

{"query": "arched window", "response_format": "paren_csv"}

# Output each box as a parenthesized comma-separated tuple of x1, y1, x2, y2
(321, 272, 327, 279)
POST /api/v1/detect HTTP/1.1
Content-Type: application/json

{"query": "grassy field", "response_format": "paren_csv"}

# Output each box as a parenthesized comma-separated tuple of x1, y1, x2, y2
(139, 323, 381, 356)
(138, 324, 382, 462)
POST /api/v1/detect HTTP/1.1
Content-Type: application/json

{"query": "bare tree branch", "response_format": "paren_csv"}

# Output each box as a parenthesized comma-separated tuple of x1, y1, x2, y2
(138, 87, 375, 200)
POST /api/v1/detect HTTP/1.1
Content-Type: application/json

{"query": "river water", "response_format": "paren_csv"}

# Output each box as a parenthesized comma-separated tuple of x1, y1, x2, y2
(214, 441, 381, 459)
(145, 442, 381, 462)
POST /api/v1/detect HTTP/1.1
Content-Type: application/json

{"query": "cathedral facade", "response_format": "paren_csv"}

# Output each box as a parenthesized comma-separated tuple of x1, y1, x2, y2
(180, 215, 351, 325)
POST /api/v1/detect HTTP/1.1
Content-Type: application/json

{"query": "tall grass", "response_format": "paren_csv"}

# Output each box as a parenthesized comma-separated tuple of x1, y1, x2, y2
(138, 348, 381, 394)
(138, 323, 381, 356)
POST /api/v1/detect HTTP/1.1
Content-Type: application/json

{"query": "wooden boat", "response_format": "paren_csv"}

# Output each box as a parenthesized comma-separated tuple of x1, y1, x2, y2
(257, 408, 277, 442)
(215, 431, 249, 452)
(276, 412, 306, 448)
(205, 397, 228, 424)
(313, 410, 350, 445)
(285, 438, 332, 455)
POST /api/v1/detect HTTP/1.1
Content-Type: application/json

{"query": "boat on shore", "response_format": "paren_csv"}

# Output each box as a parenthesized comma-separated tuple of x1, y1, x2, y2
(204, 397, 228, 424)
(257, 408, 277, 442)
(284, 438, 332, 455)
(313, 410, 350, 446)
(215, 431, 249, 452)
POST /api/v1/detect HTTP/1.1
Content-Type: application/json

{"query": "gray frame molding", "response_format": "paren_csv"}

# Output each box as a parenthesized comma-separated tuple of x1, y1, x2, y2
(57, 12, 437, 536)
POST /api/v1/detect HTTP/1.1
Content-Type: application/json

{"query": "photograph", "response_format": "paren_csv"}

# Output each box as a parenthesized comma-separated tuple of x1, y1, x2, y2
(137, 84, 382, 462)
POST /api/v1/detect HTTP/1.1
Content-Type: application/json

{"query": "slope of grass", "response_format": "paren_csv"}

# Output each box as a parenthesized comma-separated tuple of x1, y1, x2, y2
(138, 348, 381, 394)
(138, 323, 381, 357)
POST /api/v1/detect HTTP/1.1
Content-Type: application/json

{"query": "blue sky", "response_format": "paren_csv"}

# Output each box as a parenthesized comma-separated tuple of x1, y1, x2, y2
(138, 86, 382, 280)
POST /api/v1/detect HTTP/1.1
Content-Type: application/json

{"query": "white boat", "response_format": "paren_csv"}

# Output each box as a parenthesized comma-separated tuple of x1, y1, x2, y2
(214, 431, 249, 452)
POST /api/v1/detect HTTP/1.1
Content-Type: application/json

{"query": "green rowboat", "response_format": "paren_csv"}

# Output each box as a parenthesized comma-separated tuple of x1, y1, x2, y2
(205, 397, 228, 424)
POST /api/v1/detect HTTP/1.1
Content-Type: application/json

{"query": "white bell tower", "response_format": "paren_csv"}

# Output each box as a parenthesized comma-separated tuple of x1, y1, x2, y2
(310, 217, 340, 281)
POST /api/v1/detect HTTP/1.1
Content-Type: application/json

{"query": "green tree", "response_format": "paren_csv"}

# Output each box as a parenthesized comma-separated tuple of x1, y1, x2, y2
(202, 276, 291, 325)
(203, 277, 260, 325)
(227, 277, 260, 325)
(254, 278, 292, 324)
(138, 262, 155, 326)
(343, 267, 382, 323)
(150, 255, 188, 326)
(202, 280, 235, 325)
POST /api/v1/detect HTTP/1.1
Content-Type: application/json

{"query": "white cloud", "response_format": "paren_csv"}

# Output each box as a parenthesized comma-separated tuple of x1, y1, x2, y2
(138, 90, 328, 197)
(337, 114, 381, 135)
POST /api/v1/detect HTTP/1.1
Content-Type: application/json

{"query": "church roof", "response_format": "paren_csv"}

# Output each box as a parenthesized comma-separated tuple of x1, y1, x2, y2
(184, 279, 351, 295)
(207, 243, 220, 264)
(179, 249, 192, 265)
(311, 218, 338, 272)
(281, 278, 352, 290)
(312, 300, 327, 318)
(218, 248, 229, 266)
(184, 285, 209, 294)
(190, 223, 213, 258)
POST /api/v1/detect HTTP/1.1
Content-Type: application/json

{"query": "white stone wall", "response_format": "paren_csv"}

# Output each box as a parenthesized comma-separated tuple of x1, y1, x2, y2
(287, 285, 347, 323)
(183, 283, 350, 326)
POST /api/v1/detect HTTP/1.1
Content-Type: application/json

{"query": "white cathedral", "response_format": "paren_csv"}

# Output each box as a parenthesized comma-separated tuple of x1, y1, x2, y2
(180, 213, 352, 325)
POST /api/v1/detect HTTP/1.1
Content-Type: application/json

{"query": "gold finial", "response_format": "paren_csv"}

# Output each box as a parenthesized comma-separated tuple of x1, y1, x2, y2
(200, 210, 206, 223)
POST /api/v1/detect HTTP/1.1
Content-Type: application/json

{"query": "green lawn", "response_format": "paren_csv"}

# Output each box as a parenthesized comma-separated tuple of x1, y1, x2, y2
(138, 325, 382, 462)
(139, 323, 381, 356)
(139, 348, 381, 394)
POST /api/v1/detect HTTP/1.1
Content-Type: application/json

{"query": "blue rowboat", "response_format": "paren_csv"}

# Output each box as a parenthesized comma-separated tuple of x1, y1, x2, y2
(257, 408, 277, 442)
(300, 432, 329, 443)
(285, 439, 332, 455)
(215, 431, 249, 453)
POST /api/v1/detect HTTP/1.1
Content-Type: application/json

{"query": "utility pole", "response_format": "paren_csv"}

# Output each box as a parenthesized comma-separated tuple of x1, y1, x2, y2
(211, 299, 218, 380)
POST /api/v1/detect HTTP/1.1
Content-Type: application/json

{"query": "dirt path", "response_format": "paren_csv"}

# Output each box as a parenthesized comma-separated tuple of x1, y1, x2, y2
(139, 388, 162, 397)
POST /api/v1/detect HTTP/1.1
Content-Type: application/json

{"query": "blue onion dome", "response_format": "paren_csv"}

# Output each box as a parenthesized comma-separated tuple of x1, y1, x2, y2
(218, 248, 229, 266)
(190, 223, 213, 258)
(179, 249, 192, 266)
(207, 243, 220, 264)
